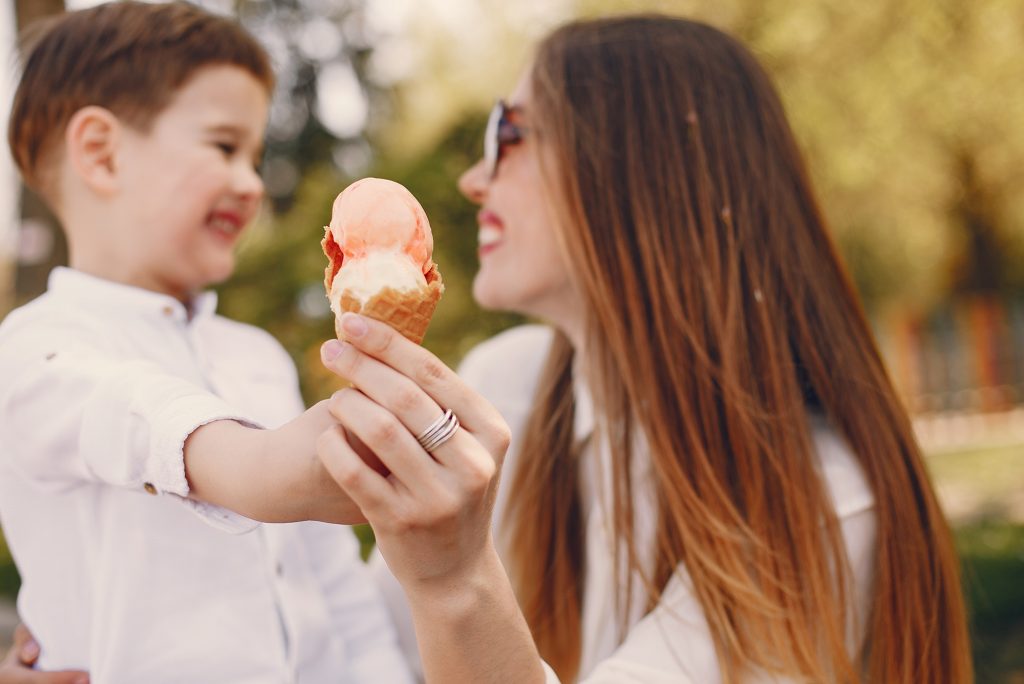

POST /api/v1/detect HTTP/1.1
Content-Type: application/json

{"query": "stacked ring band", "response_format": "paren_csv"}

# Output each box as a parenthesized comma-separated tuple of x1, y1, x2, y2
(415, 408, 460, 452)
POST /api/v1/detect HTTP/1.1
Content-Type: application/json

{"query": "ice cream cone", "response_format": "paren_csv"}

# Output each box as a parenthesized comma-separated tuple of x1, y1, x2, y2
(331, 263, 444, 344)
(321, 178, 444, 344)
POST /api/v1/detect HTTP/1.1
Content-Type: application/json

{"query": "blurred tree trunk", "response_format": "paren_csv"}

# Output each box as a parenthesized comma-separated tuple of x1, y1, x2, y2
(6, 0, 66, 312)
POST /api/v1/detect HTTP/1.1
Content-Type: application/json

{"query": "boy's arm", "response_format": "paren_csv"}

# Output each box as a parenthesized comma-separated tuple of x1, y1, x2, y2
(184, 402, 365, 524)
(0, 326, 362, 525)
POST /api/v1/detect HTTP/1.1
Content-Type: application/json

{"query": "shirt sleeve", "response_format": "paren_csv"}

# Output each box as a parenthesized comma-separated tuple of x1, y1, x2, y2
(0, 324, 259, 531)
(301, 524, 415, 684)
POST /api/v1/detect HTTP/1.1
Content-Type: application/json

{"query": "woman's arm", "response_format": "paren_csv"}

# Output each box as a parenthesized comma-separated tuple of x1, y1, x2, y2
(318, 313, 545, 684)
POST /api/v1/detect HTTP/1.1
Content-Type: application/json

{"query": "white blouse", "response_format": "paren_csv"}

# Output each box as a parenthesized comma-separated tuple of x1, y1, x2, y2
(374, 324, 877, 683)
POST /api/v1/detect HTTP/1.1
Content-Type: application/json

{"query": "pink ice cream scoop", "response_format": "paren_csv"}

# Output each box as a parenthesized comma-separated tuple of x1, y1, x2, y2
(327, 177, 434, 275)
(321, 178, 444, 344)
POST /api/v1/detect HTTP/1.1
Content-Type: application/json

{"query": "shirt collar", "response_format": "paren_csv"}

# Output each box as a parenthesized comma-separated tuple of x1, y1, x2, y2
(47, 267, 218, 324)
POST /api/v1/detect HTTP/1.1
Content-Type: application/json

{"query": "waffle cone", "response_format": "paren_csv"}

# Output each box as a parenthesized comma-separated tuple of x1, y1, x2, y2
(329, 262, 444, 345)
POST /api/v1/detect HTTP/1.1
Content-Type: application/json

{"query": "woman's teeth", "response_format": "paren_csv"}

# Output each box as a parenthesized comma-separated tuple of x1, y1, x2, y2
(478, 226, 502, 247)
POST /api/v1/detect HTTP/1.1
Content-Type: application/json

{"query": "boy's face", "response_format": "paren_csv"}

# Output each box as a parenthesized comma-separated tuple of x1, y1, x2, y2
(114, 65, 269, 300)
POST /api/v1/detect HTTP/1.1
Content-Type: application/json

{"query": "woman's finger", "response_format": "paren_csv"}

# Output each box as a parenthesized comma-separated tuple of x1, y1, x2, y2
(327, 314, 511, 455)
(321, 340, 449, 449)
(322, 341, 500, 473)
(317, 424, 394, 514)
(327, 388, 443, 489)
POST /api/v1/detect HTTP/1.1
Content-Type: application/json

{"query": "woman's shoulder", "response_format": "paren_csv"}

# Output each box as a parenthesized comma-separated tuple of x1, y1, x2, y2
(457, 325, 554, 403)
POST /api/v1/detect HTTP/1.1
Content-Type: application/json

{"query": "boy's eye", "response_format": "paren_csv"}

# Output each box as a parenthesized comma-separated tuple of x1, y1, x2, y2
(215, 142, 237, 156)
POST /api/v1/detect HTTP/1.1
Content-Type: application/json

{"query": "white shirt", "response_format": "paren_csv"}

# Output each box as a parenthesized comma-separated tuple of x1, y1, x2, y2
(374, 325, 877, 683)
(0, 268, 413, 684)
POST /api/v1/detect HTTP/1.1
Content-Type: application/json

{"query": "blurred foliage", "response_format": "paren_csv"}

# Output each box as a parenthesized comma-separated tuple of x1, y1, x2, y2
(0, 534, 17, 600)
(597, 0, 1024, 314)
(234, 0, 382, 212)
(958, 520, 1024, 682)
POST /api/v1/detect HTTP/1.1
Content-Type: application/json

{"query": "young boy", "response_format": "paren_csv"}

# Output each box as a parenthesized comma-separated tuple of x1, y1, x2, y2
(0, 3, 412, 681)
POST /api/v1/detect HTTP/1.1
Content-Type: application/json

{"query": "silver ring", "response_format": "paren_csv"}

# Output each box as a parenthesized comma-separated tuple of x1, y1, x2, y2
(415, 408, 460, 452)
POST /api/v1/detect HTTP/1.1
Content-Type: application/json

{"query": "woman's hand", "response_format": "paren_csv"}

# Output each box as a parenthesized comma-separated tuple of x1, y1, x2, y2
(317, 314, 544, 684)
(0, 625, 89, 683)
(317, 313, 511, 591)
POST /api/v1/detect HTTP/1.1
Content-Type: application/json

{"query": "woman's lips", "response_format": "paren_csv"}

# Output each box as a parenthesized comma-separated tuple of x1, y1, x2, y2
(477, 209, 503, 256)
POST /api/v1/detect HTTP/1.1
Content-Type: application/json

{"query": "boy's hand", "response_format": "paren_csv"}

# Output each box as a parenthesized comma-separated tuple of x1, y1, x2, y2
(0, 624, 89, 684)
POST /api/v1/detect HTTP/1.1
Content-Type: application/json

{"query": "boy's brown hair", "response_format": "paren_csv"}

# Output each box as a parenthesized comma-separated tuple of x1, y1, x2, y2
(8, 1, 274, 199)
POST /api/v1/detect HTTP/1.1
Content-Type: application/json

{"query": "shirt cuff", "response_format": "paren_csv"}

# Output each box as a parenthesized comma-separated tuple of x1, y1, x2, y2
(173, 496, 260, 534)
(142, 392, 263, 534)
(145, 392, 263, 496)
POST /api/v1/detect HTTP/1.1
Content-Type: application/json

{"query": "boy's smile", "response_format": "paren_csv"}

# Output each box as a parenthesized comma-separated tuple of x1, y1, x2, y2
(72, 65, 270, 303)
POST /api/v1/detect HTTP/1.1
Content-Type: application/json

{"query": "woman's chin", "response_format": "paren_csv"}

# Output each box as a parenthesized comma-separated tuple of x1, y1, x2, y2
(472, 275, 520, 314)
(471, 273, 499, 309)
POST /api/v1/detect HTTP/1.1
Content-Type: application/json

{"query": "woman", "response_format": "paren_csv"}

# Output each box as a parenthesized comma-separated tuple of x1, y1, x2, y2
(317, 14, 972, 684)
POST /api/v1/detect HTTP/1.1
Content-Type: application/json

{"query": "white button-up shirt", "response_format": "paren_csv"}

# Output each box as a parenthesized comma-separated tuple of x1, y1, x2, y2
(374, 325, 877, 683)
(0, 268, 413, 683)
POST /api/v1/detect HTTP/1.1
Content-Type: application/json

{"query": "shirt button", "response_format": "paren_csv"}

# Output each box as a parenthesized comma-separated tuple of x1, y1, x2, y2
(143, 483, 158, 495)
(161, 305, 174, 316)
(276, 562, 284, 577)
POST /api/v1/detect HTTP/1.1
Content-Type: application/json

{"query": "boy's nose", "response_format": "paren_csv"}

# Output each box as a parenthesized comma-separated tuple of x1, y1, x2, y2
(457, 158, 488, 204)
(234, 162, 264, 200)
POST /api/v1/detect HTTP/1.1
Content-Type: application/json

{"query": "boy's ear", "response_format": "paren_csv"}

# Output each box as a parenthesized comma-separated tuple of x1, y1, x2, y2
(65, 106, 121, 196)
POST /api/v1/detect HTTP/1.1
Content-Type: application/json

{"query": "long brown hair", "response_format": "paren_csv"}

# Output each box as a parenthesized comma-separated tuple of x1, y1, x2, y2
(503, 16, 971, 683)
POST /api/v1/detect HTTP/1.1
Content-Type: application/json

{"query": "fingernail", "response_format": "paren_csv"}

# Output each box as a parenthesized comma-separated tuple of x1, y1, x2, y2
(74, 676, 90, 684)
(21, 638, 39, 660)
(341, 313, 368, 338)
(322, 339, 343, 362)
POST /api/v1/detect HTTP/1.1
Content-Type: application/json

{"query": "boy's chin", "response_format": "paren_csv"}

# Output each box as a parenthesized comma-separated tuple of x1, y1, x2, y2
(206, 255, 237, 283)
(186, 261, 235, 294)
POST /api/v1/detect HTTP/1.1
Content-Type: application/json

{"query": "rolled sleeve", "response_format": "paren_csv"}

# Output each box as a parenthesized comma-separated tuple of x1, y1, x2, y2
(0, 336, 259, 532)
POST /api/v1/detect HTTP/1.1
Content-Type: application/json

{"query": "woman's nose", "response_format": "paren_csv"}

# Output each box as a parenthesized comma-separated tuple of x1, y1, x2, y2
(457, 158, 489, 204)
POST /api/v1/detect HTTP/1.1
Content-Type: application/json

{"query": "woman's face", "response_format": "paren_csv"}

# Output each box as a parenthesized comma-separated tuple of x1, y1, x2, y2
(458, 72, 582, 337)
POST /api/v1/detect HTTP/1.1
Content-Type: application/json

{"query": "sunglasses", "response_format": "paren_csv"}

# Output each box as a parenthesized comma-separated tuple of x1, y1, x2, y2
(484, 99, 528, 179)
